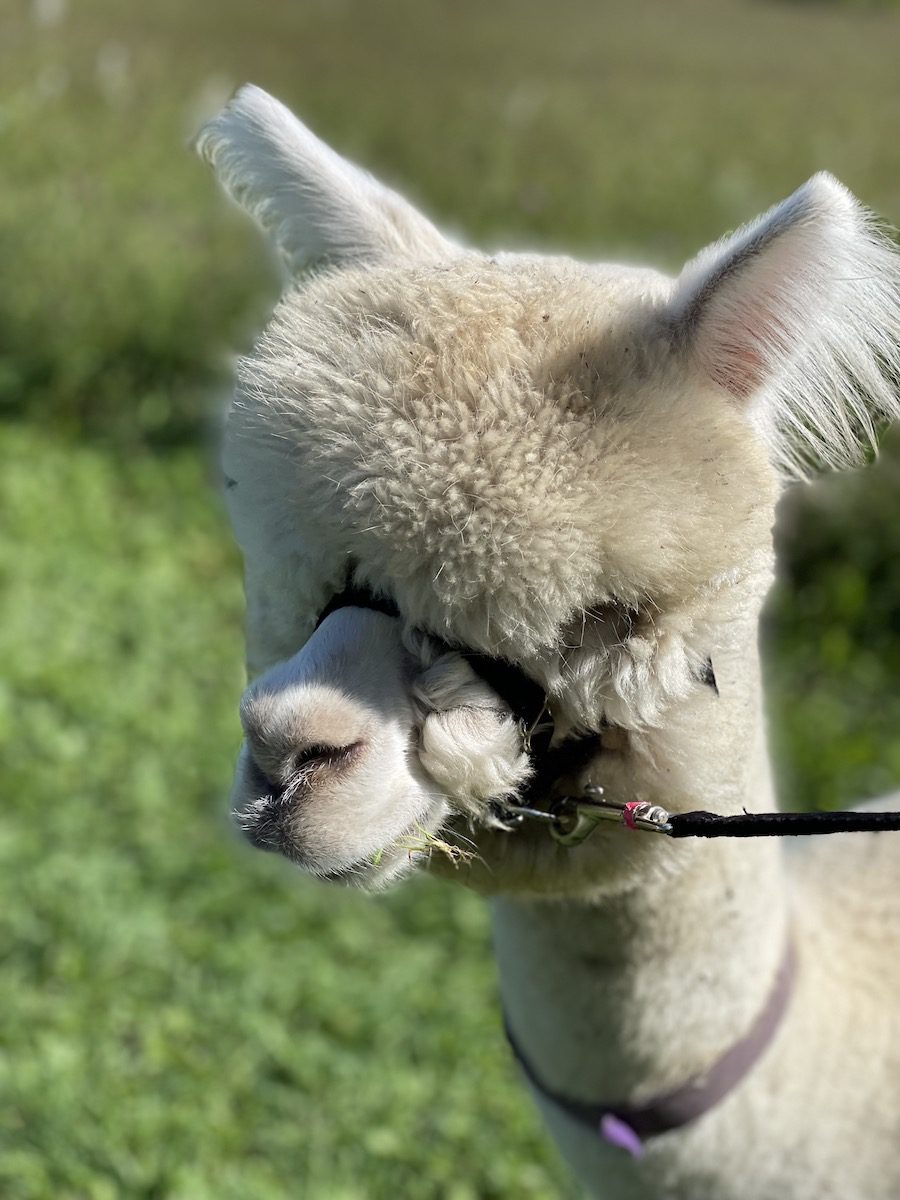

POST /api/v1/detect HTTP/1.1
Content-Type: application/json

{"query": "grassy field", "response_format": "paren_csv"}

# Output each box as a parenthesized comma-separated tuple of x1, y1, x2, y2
(3, 0, 900, 1196)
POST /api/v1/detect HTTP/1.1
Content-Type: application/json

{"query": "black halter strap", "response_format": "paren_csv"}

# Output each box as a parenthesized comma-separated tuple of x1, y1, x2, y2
(315, 574, 551, 737)
(316, 583, 401, 627)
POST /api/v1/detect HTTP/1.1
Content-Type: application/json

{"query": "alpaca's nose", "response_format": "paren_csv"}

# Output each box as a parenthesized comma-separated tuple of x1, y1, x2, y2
(239, 685, 370, 792)
(246, 737, 366, 796)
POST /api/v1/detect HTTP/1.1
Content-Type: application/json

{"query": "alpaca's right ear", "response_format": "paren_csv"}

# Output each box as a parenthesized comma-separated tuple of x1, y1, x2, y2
(666, 173, 900, 476)
(194, 85, 452, 276)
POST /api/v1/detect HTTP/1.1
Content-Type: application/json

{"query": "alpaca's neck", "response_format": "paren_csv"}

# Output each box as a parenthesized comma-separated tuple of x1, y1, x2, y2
(491, 845, 787, 1107)
(490, 588, 790, 1165)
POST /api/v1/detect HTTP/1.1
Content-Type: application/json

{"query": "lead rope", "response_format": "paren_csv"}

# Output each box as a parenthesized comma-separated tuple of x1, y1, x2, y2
(500, 786, 900, 847)
(667, 808, 900, 837)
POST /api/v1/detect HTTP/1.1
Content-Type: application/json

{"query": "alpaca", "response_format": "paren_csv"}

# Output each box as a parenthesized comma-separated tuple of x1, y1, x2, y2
(196, 86, 900, 1199)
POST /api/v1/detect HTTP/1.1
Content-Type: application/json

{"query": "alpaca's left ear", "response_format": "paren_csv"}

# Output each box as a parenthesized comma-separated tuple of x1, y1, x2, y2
(667, 173, 900, 474)
(195, 85, 452, 276)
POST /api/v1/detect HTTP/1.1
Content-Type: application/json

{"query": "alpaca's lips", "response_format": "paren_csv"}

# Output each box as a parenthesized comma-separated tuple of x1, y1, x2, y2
(233, 788, 423, 885)
(230, 743, 435, 883)
(233, 741, 368, 855)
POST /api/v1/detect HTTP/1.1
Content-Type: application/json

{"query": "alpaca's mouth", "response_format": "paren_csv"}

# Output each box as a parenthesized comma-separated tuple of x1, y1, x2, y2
(230, 731, 451, 886)
(233, 731, 373, 855)
(233, 787, 437, 885)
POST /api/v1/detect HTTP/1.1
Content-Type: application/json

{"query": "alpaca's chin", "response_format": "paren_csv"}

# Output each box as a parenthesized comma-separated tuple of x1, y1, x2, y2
(313, 837, 427, 889)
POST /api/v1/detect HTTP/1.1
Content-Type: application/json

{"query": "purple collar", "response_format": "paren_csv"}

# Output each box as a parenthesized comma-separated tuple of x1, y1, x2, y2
(504, 938, 797, 1158)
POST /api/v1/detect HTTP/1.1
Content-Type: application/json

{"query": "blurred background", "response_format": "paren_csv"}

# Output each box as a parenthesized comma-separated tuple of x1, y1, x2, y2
(3, 0, 900, 1196)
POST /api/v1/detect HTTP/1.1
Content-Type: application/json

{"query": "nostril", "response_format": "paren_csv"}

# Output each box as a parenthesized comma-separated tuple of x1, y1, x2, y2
(244, 739, 365, 799)
(290, 740, 365, 779)
(292, 743, 339, 772)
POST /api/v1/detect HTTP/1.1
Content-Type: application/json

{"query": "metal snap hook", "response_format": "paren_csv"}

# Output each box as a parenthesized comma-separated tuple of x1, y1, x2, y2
(550, 788, 672, 845)
(549, 800, 615, 846)
(549, 789, 621, 846)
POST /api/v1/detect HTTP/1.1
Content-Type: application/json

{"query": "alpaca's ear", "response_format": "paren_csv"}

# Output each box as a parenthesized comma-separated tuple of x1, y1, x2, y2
(667, 173, 900, 474)
(195, 85, 452, 276)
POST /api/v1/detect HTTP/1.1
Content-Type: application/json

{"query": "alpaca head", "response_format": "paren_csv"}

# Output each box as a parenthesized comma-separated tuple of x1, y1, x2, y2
(198, 86, 900, 893)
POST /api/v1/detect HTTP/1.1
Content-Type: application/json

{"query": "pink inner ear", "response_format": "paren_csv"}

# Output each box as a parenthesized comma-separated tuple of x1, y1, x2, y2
(710, 338, 766, 400)
(704, 296, 793, 401)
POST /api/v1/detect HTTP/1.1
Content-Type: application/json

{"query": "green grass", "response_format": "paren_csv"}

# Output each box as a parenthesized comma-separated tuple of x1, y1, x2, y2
(3, 0, 900, 1195)
(0, 427, 567, 1199)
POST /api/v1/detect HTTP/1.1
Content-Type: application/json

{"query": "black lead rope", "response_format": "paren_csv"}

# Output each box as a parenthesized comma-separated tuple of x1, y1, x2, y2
(668, 808, 900, 838)
(541, 791, 900, 844)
